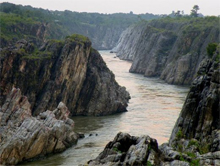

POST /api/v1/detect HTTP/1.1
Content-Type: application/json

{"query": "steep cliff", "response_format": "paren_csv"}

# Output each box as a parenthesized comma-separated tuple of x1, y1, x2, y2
(0, 35, 130, 116)
(169, 57, 220, 150)
(113, 17, 219, 85)
(0, 88, 78, 165)
(86, 55, 220, 165)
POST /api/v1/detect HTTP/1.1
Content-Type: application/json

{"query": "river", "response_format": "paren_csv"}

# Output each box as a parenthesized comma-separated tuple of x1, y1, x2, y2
(24, 50, 189, 166)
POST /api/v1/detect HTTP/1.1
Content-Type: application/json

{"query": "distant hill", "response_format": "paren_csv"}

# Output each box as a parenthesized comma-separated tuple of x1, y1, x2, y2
(0, 2, 161, 49)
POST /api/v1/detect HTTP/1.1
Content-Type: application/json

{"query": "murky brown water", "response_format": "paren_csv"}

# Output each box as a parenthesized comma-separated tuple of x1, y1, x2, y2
(23, 51, 189, 166)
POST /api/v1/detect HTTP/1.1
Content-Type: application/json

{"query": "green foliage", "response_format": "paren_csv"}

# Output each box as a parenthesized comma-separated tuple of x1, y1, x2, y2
(0, 2, 161, 47)
(186, 152, 196, 158)
(188, 139, 199, 148)
(187, 152, 200, 166)
(190, 5, 200, 17)
(206, 43, 218, 58)
(190, 159, 200, 166)
(66, 34, 90, 43)
(147, 161, 152, 166)
(215, 52, 220, 62)
(176, 129, 184, 140)
(198, 143, 210, 154)
(112, 147, 122, 153)
(179, 152, 200, 166)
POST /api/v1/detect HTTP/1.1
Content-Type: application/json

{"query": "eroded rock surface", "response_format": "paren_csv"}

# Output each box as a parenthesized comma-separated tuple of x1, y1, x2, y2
(0, 35, 130, 116)
(87, 57, 220, 165)
(0, 88, 78, 165)
(87, 132, 160, 166)
(113, 18, 219, 85)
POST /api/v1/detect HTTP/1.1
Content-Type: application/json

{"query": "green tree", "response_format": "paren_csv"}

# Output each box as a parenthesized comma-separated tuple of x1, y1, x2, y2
(190, 5, 200, 17)
(206, 43, 218, 58)
(175, 10, 182, 17)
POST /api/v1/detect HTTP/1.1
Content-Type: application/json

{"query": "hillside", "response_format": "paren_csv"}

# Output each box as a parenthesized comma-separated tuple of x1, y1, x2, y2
(113, 16, 219, 85)
(0, 2, 160, 49)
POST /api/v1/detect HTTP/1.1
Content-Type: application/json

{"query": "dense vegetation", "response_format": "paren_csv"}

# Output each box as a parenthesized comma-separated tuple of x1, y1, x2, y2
(0, 2, 161, 49)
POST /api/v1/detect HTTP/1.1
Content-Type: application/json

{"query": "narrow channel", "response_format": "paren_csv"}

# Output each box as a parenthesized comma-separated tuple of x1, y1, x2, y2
(24, 51, 189, 166)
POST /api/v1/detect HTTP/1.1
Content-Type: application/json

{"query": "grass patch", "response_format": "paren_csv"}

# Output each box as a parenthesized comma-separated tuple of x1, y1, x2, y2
(176, 129, 184, 140)
(112, 147, 122, 153)
(66, 34, 90, 43)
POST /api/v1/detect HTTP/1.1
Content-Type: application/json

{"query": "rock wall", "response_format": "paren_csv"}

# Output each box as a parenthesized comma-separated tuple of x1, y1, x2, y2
(169, 58, 220, 149)
(113, 18, 219, 85)
(0, 88, 78, 165)
(0, 35, 130, 116)
(86, 56, 220, 165)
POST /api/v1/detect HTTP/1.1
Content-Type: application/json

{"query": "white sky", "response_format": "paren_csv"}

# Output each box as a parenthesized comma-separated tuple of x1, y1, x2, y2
(1, 0, 220, 16)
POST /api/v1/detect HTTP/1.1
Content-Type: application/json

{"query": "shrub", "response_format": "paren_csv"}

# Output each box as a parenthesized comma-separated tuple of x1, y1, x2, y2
(206, 43, 218, 58)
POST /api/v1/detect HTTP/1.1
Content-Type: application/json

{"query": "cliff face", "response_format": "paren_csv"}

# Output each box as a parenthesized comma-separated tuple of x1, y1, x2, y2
(86, 56, 220, 165)
(169, 58, 220, 149)
(0, 35, 130, 116)
(113, 17, 219, 85)
(0, 88, 78, 165)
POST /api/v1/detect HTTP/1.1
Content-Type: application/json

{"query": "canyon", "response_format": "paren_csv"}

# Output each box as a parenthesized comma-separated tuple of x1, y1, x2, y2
(0, 3, 219, 165)
(113, 17, 219, 85)
(87, 54, 220, 166)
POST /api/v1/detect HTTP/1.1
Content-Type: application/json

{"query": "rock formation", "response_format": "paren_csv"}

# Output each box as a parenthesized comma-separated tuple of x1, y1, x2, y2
(0, 88, 78, 165)
(86, 55, 220, 165)
(0, 35, 130, 116)
(113, 17, 219, 85)
(87, 132, 161, 166)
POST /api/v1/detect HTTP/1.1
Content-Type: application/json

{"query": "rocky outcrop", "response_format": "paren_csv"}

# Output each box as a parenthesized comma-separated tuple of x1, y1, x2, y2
(169, 59, 219, 145)
(87, 56, 220, 165)
(87, 132, 160, 166)
(113, 17, 219, 85)
(168, 56, 220, 165)
(0, 88, 78, 165)
(0, 35, 130, 116)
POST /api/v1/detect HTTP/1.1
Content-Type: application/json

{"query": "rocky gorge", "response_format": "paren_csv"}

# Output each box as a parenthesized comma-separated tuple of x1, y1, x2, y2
(113, 17, 219, 85)
(0, 3, 219, 165)
(86, 52, 220, 165)
(0, 35, 130, 164)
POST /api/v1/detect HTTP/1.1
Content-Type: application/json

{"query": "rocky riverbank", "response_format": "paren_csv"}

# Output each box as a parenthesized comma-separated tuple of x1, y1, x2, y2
(0, 88, 78, 165)
(86, 54, 220, 165)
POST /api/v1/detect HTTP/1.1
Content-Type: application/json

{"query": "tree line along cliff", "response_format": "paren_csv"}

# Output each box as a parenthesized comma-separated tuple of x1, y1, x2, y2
(0, 2, 160, 50)
(113, 16, 219, 85)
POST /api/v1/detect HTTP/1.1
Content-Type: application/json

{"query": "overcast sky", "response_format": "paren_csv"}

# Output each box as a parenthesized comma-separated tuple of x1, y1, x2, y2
(1, 0, 220, 16)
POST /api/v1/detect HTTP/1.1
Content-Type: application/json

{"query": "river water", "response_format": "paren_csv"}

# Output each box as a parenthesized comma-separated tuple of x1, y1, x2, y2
(24, 51, 189, 166)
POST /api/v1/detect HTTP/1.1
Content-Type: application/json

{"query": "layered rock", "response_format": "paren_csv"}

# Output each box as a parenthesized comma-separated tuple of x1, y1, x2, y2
(113, 17, 219, 85)
(0, 88, 78, 165)
(168, 56, 220, 165)
(0, 35, 130, 116)
(87, 132, 160, 166)
(87, 56, 220, 165)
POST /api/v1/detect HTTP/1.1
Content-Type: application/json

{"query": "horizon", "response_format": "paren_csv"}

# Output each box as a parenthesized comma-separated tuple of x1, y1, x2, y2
(1, 0, 220, 16)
